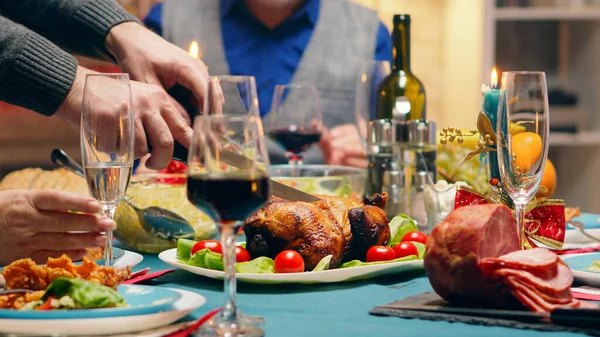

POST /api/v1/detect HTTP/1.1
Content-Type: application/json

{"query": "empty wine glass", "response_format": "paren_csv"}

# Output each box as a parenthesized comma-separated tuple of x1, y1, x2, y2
(355, 60, 391, 147)
(266, 84, 323, 174)
(496, 71, 550, 248)
(81, 74, 134, 266)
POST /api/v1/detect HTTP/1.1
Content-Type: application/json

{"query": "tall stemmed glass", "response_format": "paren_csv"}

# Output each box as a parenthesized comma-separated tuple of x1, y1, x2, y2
(355, 60, 391, 147)
(189, 77, 270, 337)
(496, 71, 550, 248)
(81, 74, 134, 266)
(266, 84, 323, 175)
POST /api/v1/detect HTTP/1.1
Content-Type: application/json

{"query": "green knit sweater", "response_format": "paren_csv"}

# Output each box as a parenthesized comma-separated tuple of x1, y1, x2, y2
(0, 0, 139, 116)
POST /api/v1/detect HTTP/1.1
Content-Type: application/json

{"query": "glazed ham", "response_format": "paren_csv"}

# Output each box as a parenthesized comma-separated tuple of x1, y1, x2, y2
(424, 204, 597, 312)
(424, 204, 520, 304)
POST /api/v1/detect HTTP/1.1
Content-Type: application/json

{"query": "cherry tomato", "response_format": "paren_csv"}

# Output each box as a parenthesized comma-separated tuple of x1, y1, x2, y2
(37, 297, 54, 311)
(235, 246, 251, 263)
(166, 160, 187, 173)
(366, 246, 396, 262)
(401, 231, 428, 245)
(274, 250, 305, 273)
(191, 240, 223, 256)
(393, 242, 419, 258)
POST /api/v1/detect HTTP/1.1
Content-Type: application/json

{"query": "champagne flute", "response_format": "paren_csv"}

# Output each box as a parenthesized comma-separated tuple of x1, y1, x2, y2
(81, 74, 134, 266)
(496, 71, 550, 248)
(266, 84, 323, 175)
(355, 60, 391, 147)
(189, 77, 269, 337)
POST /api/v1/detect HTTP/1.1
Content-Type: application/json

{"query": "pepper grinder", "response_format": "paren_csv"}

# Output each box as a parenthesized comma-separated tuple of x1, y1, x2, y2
(365, 119, 406, 217)
(405, 120, 437, 233)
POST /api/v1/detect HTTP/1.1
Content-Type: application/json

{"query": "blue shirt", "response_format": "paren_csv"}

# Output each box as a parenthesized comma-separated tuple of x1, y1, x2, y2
(145, 0, 392, 116)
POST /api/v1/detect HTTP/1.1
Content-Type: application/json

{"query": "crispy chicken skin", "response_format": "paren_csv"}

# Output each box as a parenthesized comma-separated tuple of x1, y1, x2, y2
(1, 255, 130, 291)
(244, 193, 390, 270)
(245, 197, 346, 269)
(313, 196, 363, 253)
(348, 205, 390, 259)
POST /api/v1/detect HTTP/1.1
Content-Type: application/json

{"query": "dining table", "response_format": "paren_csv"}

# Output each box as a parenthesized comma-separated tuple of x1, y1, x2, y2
(131, 241, 595, 337)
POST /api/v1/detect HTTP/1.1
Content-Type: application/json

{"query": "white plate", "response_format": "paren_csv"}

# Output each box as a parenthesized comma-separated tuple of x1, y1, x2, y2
(564, 213, 600, 245)
(159, 248, 424, 284)
(113, 249, 144, 269)
(0, 288, 205, 336)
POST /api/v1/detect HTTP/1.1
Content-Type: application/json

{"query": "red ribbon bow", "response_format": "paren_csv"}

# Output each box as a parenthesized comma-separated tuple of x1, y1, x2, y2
(454, 186, 566, 249)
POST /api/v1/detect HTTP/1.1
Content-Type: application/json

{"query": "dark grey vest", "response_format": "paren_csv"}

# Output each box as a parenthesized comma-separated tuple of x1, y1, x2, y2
(163, 0, 380, 163)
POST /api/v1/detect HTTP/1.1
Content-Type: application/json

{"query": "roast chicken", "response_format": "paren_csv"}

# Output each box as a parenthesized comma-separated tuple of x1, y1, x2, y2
(244, 193, 390, 270)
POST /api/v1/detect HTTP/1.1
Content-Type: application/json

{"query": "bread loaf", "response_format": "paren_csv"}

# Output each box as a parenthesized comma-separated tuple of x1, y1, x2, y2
(0, 168, 88, 195)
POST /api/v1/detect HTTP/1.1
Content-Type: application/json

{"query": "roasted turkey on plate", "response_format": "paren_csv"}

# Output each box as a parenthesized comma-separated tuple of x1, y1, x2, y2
(244, 193, 390, 270)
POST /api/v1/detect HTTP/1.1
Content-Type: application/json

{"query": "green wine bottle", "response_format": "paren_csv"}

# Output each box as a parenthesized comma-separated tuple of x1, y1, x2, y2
(376, 14, 426, 122)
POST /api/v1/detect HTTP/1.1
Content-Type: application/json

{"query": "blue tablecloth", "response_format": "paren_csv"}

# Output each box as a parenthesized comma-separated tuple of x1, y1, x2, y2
(136, 254, 586, 337)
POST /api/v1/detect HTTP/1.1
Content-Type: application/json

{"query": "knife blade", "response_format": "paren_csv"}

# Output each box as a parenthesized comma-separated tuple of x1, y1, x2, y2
(169, 142, 320, 202)
(378, 304, 600, 328)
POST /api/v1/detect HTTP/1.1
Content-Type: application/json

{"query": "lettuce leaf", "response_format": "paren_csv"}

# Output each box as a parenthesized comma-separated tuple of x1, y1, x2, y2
(410, 241, 426, 259)
(339, 254, 417, 268)
(312, 255, 333, 272)
(387, 214, 418, 247)
(177, 239, 196, 260)
(236, 257, 274, 273)
(42, 278, 126, 309)
(186, 248, 224, 271)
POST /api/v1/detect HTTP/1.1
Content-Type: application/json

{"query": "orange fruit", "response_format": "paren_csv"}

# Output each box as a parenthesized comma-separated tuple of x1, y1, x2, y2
(511, 132, 543, 172)
(539, 159, 557, 198)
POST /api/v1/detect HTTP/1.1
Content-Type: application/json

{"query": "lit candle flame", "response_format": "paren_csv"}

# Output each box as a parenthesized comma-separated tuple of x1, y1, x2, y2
(491, 67, 498, 89)
(188, 41, 200, 59)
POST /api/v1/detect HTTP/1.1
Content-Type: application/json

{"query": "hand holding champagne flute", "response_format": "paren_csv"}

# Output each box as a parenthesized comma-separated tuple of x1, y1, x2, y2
(81, 74, 135, 266)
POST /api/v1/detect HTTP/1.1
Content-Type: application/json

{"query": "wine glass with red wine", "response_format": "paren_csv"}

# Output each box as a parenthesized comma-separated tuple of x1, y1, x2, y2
(188, 77, 270, 337)
(266, 84, 323, 175)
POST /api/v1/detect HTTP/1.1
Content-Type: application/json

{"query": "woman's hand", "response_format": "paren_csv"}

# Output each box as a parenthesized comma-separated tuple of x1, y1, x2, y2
(320, 124, 368, 168)
(0, 190, 116, 266)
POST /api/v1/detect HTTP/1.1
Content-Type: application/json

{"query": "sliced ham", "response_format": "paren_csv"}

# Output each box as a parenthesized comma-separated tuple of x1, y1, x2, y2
(424, 204, 588, 314)
(480, 248, 559, 277)
(493, 262, 572, 293)
(508, 278, 572, 305)
(506, 276, 581, 312)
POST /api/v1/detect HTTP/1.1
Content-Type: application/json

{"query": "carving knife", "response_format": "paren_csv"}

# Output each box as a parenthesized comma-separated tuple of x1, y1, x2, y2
(166, 84, 320, 202)
(163, 141, 320, 203)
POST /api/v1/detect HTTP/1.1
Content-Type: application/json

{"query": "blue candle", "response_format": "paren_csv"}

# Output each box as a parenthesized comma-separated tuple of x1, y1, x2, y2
(482, 69, 501, 182)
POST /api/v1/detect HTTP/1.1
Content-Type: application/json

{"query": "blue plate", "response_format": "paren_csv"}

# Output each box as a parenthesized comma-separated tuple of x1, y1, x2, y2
(563, 253, 600, 272)
(563, 253, 600, 287)
(567, 213, 600, 230)
(0, 285, 181, 319)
